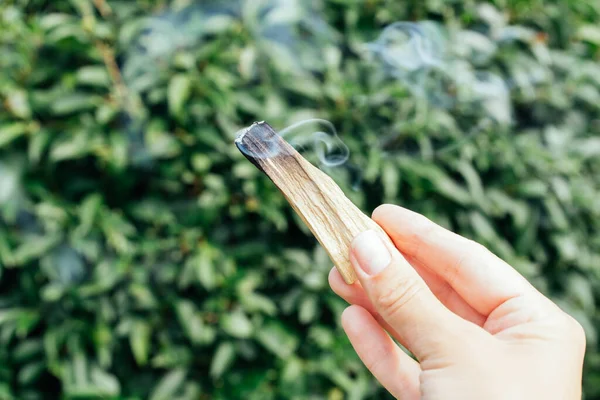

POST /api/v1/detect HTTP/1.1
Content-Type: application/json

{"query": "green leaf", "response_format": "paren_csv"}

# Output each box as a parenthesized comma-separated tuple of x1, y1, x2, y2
(28, 130, 51, 165)
(220, 309, 253, 339)
(191, 153, 212, 173)
(76, 66, 110, 87)
(242, 293, 277, 316)
(566, 274, 595, 313)
(49, 132, 91, 162)
(50, 93, 100, 115)
(192, 246, 216, 290)
(469, 212, 496, 242)
(168, 74, 191, 117)
(146, 129, 181, 159)
(298, 296, 318, 324)
(149, 369, 186, 400)
(18, 361, 45, 385)
(90, 366, 121, 396)
(210, 342, 235, 379)
(0, 309, 40, 338)
(203, 15, 236, 34)
(100, 211, 135, 255)
(573, 138, 600, 159)
(74, 194, 102, 238)
(281, 356, 303, 383)
(239, 46, 257, 80)
(39, 13, 73, 30)
(5, 89, 32, 119)
(11, 235, 61, 266)
(578, 25, 600, 45)
(399, 159, 472, 205)
(13, 339, 43, 362)
(457, 161, 486, 208)
(130, 320, 151, 366)
(0, 122, 28, 148)
(175, 300, 215, 345)
(381, 162, 400, 201)
(517, 180, 548, 198)
(256, 321, 299, 359)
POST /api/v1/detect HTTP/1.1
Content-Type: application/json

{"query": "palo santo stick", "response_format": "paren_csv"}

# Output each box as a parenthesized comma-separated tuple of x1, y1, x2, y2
(235, 121, 393, 284)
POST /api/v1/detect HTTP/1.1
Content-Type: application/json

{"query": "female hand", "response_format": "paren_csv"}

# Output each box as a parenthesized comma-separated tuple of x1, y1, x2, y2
(329, 205, 585, 399)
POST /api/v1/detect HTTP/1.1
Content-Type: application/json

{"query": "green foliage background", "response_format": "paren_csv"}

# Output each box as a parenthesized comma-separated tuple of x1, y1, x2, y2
(1, 0, 600, 398)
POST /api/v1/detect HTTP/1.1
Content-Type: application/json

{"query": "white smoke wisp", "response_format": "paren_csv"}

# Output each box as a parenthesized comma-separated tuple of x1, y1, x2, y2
(279, 119, 349, 168)
(367, 21, 446, 74)
(365, 19, 514, 127)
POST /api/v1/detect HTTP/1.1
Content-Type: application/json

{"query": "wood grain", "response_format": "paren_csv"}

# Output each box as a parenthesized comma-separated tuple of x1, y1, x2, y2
(235, 121, 392, 284)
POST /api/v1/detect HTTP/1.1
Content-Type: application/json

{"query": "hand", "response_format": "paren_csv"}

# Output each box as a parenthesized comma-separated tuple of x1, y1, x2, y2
(329, 205, 585, 400)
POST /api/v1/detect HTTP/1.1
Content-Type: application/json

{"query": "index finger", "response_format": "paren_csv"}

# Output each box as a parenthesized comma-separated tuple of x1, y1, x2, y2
(372, 205, 535, 316)
(350, 230, 473, 361)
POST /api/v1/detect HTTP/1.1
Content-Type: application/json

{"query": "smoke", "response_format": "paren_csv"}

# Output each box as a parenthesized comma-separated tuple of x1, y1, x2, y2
(120, 1, 242, 167)
(120, 0, 336, 166)
(242, 0, 337, 75)
(279, 119, 349, 167)
(122, 0, 334, 86)
(366, 21, 446, 75)
(365, 19, 513, 126)
(365, 21, 452, 108)
(467, 71, 511, 125)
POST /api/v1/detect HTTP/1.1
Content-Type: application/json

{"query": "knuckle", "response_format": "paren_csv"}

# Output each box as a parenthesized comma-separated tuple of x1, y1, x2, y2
(455, 240, 495, 271)
(364, 351, 386, 375)
(375, 275, 424, 320)
(410, 220, 437, 258)
(553, 311, 587, 354)
(467, 240, 490, 257)
(566, 316, 586, 350)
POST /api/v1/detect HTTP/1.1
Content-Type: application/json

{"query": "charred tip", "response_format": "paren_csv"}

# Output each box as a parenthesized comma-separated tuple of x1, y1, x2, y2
(235, 121, 275, 144)
(235, 121, 285, 173)
(235, 121, 263, 144)
(234, 121, 287, 154)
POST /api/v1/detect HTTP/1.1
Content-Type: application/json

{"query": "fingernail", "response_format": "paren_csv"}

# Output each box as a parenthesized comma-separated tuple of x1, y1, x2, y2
(351, 230, 391, 276)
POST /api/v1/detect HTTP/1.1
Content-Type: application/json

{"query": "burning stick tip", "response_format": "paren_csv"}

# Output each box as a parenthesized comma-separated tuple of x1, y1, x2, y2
(235, 121, 267, 142)
(234, 121, 279, 153)
(234, 121, 282, 173)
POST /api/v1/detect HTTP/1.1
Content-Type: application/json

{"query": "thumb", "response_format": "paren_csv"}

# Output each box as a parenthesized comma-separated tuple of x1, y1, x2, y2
(350, 230, 472, 361)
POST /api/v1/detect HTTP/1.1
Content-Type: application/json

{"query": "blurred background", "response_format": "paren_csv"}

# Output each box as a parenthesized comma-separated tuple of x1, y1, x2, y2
(1, 0, 599, 399)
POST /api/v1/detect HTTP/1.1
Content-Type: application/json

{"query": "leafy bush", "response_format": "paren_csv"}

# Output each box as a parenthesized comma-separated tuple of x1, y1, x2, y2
(1, 0, 599, 398)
